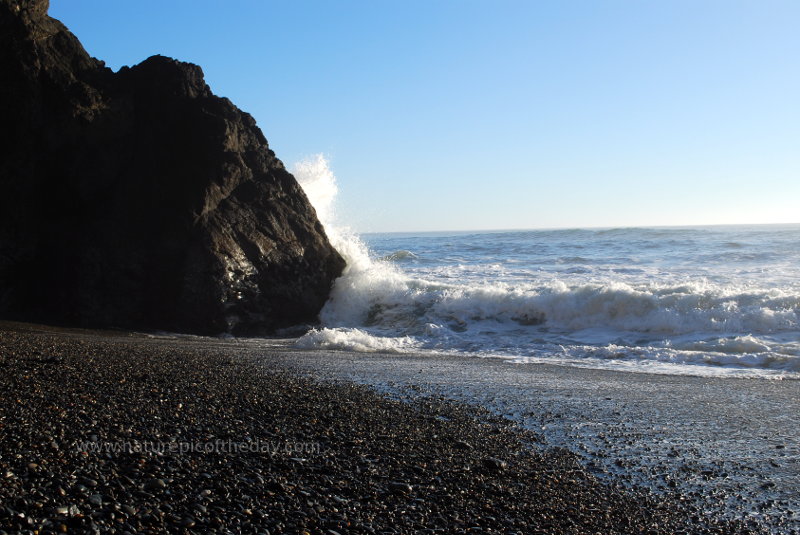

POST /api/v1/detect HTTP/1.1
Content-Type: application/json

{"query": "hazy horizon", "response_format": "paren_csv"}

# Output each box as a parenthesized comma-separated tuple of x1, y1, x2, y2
(359, 221, 800, 236)
(51, 0, 800, 233)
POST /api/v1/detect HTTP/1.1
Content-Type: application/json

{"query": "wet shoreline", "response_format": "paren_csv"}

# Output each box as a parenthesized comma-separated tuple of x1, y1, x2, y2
(258, 338, 800, 532)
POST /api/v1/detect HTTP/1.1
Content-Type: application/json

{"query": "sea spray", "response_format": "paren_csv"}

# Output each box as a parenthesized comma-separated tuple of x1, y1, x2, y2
(293, 154, 373, 273)
(293, 158, 800, 377)
(293, 155, 409, 328)
(292, 154, 338, 225)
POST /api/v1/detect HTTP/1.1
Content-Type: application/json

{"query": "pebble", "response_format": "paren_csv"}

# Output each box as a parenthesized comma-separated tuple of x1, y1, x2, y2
(144, 478, 167, 490)
(0, 324, 775, 535)
(388, 482, 413, 495)
(482, 457, 508, 470)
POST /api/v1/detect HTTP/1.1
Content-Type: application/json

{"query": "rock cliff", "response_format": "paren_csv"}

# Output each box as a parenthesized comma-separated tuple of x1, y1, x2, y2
(0, 0, 345, 335)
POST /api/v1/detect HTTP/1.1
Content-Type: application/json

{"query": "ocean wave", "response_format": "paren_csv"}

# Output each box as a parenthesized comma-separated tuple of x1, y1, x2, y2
(508, 344, 800, 378)
(294, 329, 800, 377)
(382, 250, 419, 262)
(294, 155, 800, 376)
(295, 327, 419, 353)
(310, 247, 800, 375)
(322, 267, 800, 337)
(312, 240, 800, 374)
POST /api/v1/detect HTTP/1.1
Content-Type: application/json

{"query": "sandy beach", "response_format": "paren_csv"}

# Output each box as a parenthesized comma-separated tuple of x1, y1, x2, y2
(1, 321, 790, 534)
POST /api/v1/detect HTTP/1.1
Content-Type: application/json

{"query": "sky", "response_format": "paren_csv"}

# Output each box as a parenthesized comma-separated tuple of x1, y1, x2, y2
(50, 0, 799, 233)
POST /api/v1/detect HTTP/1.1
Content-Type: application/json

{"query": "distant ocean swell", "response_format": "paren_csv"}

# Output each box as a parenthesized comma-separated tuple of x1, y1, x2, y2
(293, 155, 800, 378)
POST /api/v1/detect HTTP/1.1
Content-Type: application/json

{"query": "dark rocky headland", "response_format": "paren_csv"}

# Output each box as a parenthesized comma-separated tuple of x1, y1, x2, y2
(0, 322, 771, 534)
(0, 0, 344, 335)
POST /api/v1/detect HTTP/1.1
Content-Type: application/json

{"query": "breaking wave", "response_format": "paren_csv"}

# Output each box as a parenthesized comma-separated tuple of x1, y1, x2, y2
(294, 155, 800, 378)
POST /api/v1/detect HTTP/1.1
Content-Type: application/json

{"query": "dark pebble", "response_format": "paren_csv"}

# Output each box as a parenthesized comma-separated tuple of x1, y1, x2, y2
(0, 323, 774, 535)
(482, 457, 507, 470)
(388, 482, 413, 495)
(144, 479, 166, 491)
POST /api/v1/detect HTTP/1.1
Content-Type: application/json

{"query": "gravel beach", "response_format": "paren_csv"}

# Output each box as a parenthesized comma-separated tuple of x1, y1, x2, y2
(0, 322, 772, 534)
(268, 340, 799, 533)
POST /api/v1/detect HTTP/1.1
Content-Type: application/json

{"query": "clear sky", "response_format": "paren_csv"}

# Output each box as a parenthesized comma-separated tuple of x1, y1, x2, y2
(50, 0, 799, 233)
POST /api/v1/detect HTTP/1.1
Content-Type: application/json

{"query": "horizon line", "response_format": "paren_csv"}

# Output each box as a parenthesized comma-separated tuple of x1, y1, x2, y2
(358, 221, 800, 236)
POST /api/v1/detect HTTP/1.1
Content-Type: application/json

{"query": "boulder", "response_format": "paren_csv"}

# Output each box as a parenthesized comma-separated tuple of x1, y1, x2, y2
(0, 0, 345, 335)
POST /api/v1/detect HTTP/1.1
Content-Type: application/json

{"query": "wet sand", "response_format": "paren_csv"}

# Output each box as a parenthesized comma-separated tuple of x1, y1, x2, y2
(0, 321, 791, 534)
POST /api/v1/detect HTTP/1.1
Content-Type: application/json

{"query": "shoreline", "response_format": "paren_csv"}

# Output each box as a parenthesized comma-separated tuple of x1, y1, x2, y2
(0, 322, 786, 534)
(267, 339, 799, 531)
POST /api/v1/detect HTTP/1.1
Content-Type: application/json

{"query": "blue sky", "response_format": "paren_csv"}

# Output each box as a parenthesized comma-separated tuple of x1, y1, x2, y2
(51, 1, 799, 232)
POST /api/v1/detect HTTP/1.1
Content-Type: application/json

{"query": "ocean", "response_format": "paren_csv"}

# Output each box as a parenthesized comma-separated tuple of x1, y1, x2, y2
(293, 157, 800, 379)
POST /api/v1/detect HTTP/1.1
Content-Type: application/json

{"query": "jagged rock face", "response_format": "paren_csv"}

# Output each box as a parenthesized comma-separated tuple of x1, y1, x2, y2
(0, 0, 345, 335)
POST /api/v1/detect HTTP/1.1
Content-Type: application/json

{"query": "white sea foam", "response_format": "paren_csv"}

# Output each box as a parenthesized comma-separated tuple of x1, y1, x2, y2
(293, 155, 800, 378)
(293, 154, 407, 327)
(292, 154, 337, 224)
(295, 327, 419, 353)
(292, 154, 372, 273)
(314, 275, 799, 339)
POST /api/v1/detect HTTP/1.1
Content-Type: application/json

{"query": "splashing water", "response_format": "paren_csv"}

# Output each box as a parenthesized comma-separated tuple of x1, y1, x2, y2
(293, 155, 800, 378)
(293, 154, 371, 271)
(293, 155, 405, 329)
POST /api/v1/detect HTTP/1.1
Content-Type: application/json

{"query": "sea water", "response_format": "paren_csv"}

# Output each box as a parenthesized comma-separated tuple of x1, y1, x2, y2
(293, 156, 800, 379)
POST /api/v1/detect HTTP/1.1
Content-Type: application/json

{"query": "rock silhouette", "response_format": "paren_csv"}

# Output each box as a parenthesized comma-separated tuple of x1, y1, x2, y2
(0, 0, 345, 335)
